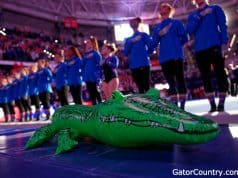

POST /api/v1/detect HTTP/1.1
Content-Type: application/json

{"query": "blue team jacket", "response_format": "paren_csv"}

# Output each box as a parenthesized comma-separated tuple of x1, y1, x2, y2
(7, 83, 15, 102)
(186, 4, 228, 52)
(54, 62, 68, 89)
(124, 31, 153, 69)
(28, 72, 39, 96)
(38, 68, 53, 93)
(12, 79, 21, 100)
(19, 75, 29, 98)
(0, 86, 8, 104)
(67, 57, 83, 86)
(83, 50, 102, 83)
(152, 18, 188, 64)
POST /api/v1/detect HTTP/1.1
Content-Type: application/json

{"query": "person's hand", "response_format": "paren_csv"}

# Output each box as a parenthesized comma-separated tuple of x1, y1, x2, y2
(200, 8, 213, 17)
(81, 83, 86, 90)
(52, 81, 56, 87)
(184, 40, 194, 48)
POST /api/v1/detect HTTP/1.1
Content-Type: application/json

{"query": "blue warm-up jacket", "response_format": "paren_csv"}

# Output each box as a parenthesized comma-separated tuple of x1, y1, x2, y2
(0, 85, 9, 104)
(28, 72, 39, 96)
(19, 75, 29, 98)
(124, 31, 153, 69)
(54, 62, 68, 89)
(152, 18, 188, 64)
(67, 57, 83, 86)
(38, 68, 53, 93)
(83, 50, 102, 83)
(186, 4, 228, 52)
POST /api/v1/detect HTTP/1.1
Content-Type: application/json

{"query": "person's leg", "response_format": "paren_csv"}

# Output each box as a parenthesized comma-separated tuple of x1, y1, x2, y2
(235, 81, 238, 95)
(56, 89, 62, 106)
(75, 85, 82, 105)
(45, 92, 51, 119)
(39, 92, 51, 120)
(86, 82, 97, 105)
(57, 87, 69, 106)
(141, 66, 151, 93)
(230, 79, 236, 96)
(15, 99, 25, 121)
(94, 83, 102, 104)
(101, 81, 110, 100)
(108, 78, 120, 99)
(211, 47, 228, 111)
(26, 98, 32, 120)
(34, 95, 41, 120)
(22, 98, 32, 121)
(61, 86, 69, 106)
(70, 85, 82, 105)
(21, 98, 28, 121)
(131, 68, 144, 94)
(30, 95, 40, 120)
(2, 103, 10, 122)
(70, 85, 76, 104)
(161, 61, 178, 105)
(195, 50, 216, 112)
(8, 103, 15, 121)
(175, 60, 187, 109)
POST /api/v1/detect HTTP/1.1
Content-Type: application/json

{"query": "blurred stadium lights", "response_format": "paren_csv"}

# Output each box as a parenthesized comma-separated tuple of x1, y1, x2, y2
(0, 30, 6, 36)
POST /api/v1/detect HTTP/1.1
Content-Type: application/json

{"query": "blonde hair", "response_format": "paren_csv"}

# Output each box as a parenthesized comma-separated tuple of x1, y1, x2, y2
(192, 0, 209, 7)
(104, 43, 117, 53)
(89, 36, 99, 51)
(68, 46, 82, 58)
(159, 3, 175, 17)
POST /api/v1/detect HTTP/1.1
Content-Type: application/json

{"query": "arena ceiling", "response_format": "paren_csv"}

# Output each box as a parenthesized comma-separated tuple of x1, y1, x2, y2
(0, 0, 238, 26)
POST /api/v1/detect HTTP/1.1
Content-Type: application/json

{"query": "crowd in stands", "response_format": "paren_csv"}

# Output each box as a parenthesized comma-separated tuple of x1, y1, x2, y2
(0, 27, 66, 62)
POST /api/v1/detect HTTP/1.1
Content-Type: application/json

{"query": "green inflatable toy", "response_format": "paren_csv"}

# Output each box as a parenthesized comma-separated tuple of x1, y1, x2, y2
(25, 88, 219, 154)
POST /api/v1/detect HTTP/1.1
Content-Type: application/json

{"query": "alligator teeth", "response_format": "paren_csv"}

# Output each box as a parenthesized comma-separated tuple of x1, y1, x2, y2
(150, 122, 160, 128)
(151, 122, 155, 127)
(110, 116, 115, 122)
(76, 115, 83, 120)
(125, 119, 131, 125)
(178, 122, 184, 132)
(100, 117, 106, 122)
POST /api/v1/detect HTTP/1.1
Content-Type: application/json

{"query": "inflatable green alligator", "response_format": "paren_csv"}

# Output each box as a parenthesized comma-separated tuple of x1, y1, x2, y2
(25, 88, 219, 154)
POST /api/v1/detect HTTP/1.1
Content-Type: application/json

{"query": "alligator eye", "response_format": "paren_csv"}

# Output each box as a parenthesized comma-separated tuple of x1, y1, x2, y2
(178, 122, 184, 132)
